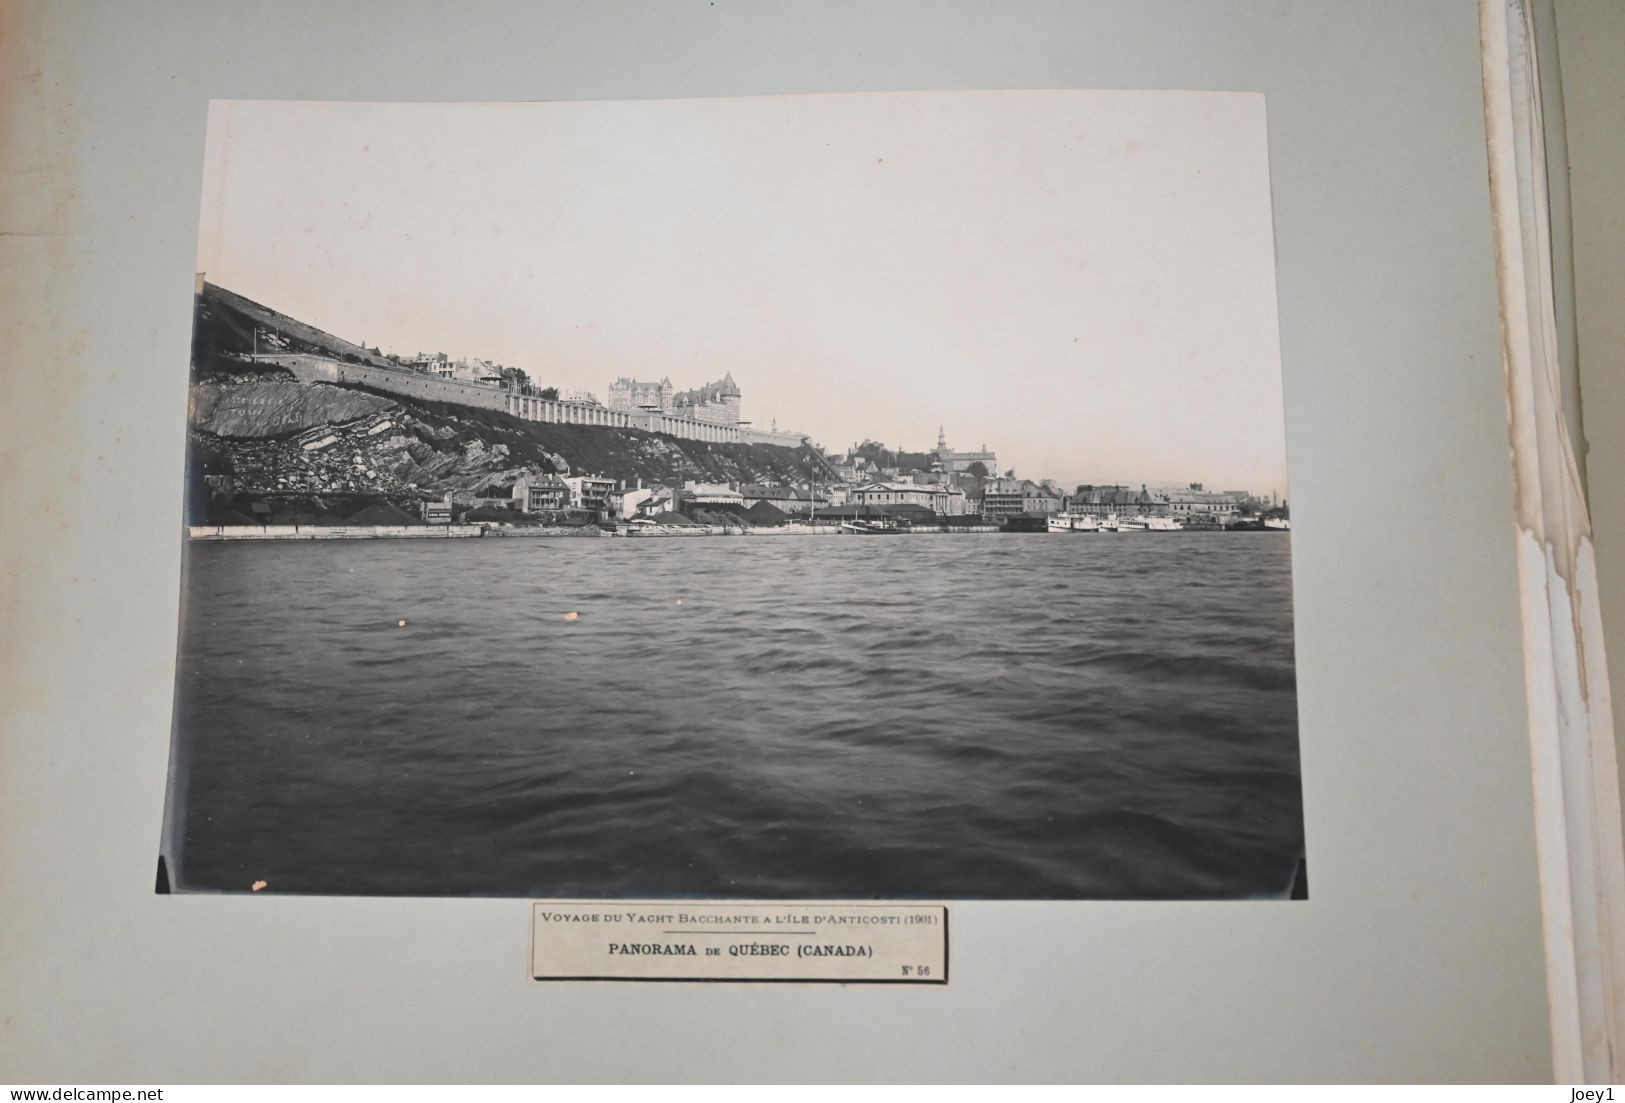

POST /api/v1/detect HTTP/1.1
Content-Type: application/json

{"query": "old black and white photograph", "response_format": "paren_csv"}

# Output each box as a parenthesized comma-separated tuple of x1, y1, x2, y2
(162, 90, 1301, 899)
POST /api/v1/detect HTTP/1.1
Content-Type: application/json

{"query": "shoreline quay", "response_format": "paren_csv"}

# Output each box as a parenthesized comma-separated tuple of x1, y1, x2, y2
(184, 522, 1284, 541)
(188, 524, 486, 541)
(185, 522, 1012, 541)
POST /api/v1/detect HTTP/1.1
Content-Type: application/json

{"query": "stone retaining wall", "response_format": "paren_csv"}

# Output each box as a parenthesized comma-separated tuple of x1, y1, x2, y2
(243, 354, 809, 447)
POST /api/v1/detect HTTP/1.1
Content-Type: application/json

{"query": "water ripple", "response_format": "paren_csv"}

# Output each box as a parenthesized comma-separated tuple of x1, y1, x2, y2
(168, 532, 1303, 898)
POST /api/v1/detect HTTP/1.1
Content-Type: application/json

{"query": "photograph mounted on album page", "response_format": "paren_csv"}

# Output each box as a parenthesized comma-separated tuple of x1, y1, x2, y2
(163, 89, 1302, 913)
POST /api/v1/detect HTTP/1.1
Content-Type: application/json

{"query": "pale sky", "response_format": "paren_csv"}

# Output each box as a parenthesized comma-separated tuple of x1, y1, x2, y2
(197, 91, 1288, 494)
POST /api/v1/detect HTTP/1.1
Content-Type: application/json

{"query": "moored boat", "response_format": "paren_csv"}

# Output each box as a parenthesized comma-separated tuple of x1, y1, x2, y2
(1117, 514, 1183, 531)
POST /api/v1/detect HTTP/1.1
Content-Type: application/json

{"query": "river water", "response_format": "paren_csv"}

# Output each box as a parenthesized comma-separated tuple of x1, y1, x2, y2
(165, 532, 1303, 899)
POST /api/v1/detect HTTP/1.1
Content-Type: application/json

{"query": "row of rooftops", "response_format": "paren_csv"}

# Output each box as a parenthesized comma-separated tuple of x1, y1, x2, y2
(464, 469, 1261, 518)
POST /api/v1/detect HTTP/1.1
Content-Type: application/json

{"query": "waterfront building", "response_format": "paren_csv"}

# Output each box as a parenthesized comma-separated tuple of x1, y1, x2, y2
(849, 481, 969, 515)
(683, 481, 745, 507)
(1164, 482, 1245, 526)
(565, 475, 618, 516)
(741, 485, 832, 515)
(512, 473, 570, 514)
(1070, 484, 1157, 519)
(742, 500, 792, 526)
(977, 477, 1057, 519)
(740, 484, 796, 512)
(640, 487, 683, 516)
(980, 480, 1027, 520)
(851, 481, 928, 509)
(1023, 482, 1063, 515)
(616, 486, 654, 518)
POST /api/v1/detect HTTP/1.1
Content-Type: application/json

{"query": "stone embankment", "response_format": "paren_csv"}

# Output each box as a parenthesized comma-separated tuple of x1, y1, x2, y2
(187, 524, 483, 541)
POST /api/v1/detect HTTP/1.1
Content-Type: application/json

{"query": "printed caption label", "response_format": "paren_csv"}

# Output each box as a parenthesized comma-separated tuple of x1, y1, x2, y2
(530, 901, 949, 983)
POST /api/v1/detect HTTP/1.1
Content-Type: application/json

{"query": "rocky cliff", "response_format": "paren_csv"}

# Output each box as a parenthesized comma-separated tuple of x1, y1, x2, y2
(189, 379, 822, 504)
(186, 284, 831, 523)
(190, 381, 394, 439)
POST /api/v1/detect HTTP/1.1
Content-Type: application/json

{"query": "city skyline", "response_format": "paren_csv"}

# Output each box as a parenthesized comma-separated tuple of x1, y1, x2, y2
(196, 90, 1289, 492)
